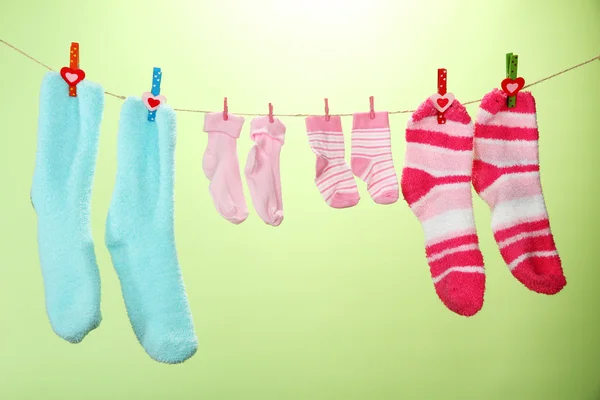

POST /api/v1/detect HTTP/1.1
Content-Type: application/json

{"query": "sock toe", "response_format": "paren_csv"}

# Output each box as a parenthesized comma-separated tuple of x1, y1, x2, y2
(218, 204, 248, 224)
(268, 210, 284, 226)
(435, 273, 485, 317)
(141, 328, 198, 364)
(373, 190, 399, 205)
(49, 307, 101, 343)
(329, 192, 360, 209)
(512, 258, 566, 295)
(226, 209, 249, 225)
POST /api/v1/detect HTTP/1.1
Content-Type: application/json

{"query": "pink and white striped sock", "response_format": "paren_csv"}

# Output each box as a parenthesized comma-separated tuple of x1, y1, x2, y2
(473, 89, 566, 295)
(401, 97, 485, 317)
(351, 112, 399, 204)
(305, 116, 360, 208)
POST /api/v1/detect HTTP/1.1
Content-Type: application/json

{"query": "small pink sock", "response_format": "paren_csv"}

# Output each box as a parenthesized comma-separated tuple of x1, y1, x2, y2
(473, 89, 566, 295)
(202, 112, 248, 224)
(351, 112, 399, 204)
(244, 116, 285, 226)
(305, 115, 360, 208)
(401, 97, 485, 317)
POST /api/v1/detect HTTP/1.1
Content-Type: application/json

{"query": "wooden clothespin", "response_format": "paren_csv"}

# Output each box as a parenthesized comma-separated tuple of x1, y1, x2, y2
(141, 67, 167, 122)
(59, 42, 85, 97)
(501, 53, 525, 108)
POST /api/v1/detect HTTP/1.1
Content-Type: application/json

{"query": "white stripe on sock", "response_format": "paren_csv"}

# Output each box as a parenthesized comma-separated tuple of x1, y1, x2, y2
(480, 171, 540, 200)
(428, 244, 480, 263)
(404, 162, 470, 177)
(407, 116, 473, 137)
(422, 209, 476, 244)
(507, 251, 559, 271)
(476, 109, 537, 128)
(407, 142, 472, 155)
(491, 195, 548, 229)
(498, 228, 552, 249)
(432, 266, 485, 284)
(474, 137, 537, 146)
(410, 182, 472, 212)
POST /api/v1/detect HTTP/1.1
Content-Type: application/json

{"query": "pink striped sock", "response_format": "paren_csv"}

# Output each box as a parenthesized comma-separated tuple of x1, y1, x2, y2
(473, 89, 566, 295)
(351, 112, 399, 204)
(401, 97, 485, 317)
(305, 116, 360, 208)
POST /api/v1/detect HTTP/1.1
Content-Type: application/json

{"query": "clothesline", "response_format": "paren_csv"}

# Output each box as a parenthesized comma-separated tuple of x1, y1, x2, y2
(2, 39, 599, 117)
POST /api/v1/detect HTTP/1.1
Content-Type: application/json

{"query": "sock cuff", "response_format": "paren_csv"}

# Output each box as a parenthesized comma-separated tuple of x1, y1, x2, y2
(305, 115, 342, 133)
(250, 116, 286, 144)
(410, 97, 471, 125)
(478, 88, 537, 116)
(204, 112, 245, 139)
(352, 111, 389, 130)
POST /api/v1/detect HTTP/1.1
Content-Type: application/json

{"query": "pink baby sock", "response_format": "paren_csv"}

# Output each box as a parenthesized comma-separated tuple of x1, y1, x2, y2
(305, 115, 360, 208)
(245, 116, 285, 226)
(473, 89, 566, 295)
(350, 112, 399, 204)
(202, 112, 248, 224)
(401, 97, 485, 317)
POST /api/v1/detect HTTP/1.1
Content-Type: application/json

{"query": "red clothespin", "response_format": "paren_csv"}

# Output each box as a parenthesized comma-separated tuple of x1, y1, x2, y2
(59, 42, 86, 97)
(268, 103, 274, 123)
(369, 96, 375, 119)
(223, 97, 228, 121)
(324, 98, 330, 121)
(431, 68, 455, 124)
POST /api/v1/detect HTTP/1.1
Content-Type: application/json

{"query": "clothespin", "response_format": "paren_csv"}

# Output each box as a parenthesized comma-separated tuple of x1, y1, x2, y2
(59, 42, 85, 97)
(141, 67, 167, 122)
(369, 96, 375, 119)
(223, 97, 228, 121)
(268, 103, 274, 123)
(431, 68, 455, 124)
(501, 53, 525, 108)
(324, 98, 330, 121)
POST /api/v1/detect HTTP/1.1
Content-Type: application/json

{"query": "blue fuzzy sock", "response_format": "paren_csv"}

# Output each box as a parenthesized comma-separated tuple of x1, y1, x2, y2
(31, 72, 104, 343)
(106, 97, 197, 364)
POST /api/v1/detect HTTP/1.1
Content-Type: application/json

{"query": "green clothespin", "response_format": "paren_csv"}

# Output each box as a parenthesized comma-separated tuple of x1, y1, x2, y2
(506, 53, 518, 108)
(500, 53, 525, 107)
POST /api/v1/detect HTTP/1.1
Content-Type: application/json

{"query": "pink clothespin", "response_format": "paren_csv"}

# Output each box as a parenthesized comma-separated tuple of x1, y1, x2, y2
(223, 97, 228, 121)
(369, 96, 375, 119)
(324, 98, 330, 121)
(268, 103, 274, 123)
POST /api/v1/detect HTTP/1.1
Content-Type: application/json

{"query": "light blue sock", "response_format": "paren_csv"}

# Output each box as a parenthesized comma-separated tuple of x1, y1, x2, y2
(31, 72, 104, 343)
(106, 97, 197, 364)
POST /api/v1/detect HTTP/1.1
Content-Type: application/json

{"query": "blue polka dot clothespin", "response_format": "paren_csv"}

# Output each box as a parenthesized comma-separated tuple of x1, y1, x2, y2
(142, 67, 167, 122)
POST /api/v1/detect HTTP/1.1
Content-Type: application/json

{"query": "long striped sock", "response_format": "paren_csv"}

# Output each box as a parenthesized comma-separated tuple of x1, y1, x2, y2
(473, 89, 566, 295)
(351, 112, 399, 204)
(401, 97, 485, 317)
(305, 116, 360, 208)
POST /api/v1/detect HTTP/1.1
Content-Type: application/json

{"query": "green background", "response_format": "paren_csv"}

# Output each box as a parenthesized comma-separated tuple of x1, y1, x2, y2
(1, 0, 599, 398)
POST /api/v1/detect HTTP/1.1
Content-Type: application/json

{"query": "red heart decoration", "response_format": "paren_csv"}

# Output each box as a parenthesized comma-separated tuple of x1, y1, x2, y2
(430, 93, 455, 113)
(60, 67, 86, 86)
(142, 92, 167, 111)
(501, 77, 525, 96)
(148, 98, 160, 108)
